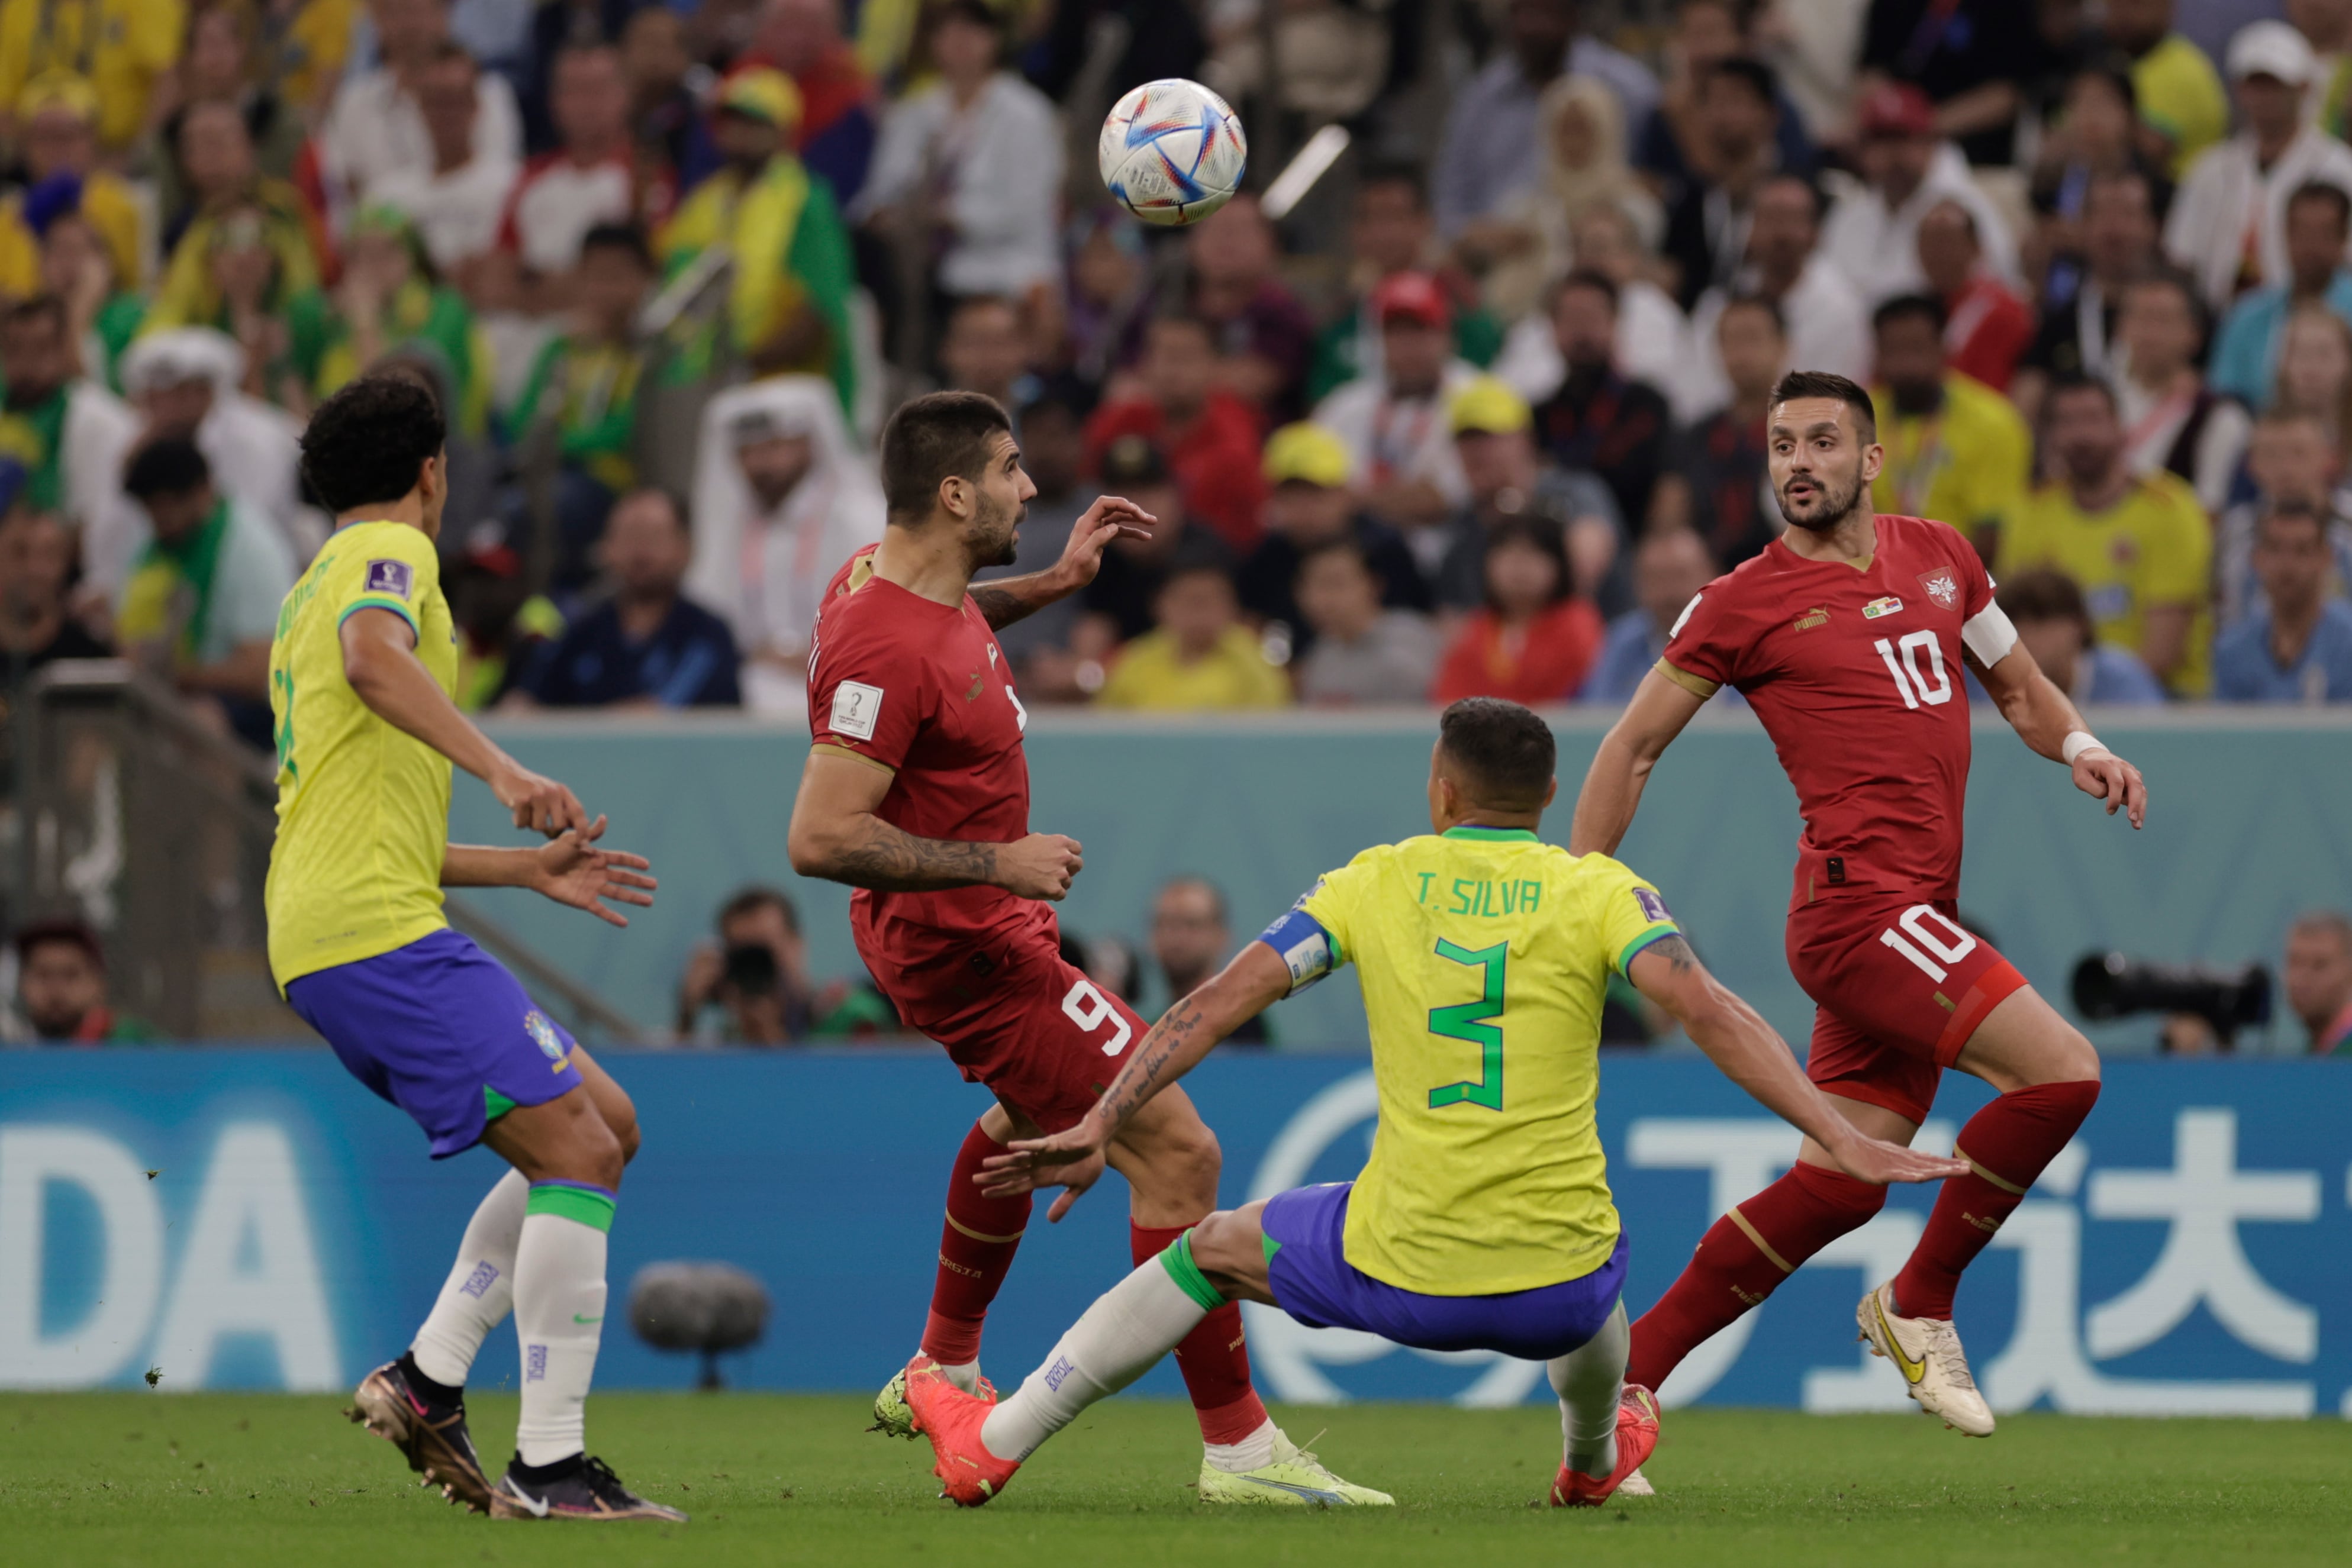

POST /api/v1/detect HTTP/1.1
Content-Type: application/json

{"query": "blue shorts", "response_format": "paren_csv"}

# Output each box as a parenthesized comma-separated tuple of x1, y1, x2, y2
(286, 928, 584, 1158)
(1262, 1182, 1628, 1363)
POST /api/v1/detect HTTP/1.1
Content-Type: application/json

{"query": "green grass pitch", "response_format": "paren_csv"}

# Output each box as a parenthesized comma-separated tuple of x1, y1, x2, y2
(8, 1392, 2347, 1567)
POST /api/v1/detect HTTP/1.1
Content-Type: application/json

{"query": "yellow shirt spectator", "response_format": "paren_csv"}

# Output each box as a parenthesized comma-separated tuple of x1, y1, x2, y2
(275, 0, 362, 113)
(1999, 470, 2214, 695)
(2131, 33, 2229, 178)
(1870, 372, 2031, 550)
(1098, 594, 1290, 712)
(0, 0, 182, 152)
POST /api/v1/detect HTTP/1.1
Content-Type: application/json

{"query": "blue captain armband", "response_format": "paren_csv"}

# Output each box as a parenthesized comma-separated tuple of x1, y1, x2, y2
(1256, 906, 1339, 993)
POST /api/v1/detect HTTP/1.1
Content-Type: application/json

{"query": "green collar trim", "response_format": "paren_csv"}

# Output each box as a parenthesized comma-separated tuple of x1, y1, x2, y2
(1441, 825, 1539, 842)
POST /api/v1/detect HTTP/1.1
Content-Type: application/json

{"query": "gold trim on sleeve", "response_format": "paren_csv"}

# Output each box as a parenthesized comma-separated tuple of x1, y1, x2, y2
(1653, 659, 1722, 699)
(810, 742, 897, 775)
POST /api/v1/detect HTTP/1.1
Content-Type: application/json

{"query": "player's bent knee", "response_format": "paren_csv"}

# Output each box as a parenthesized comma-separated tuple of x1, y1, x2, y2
(545, 1092, 627, 1189)
(1184, 1207, 1267, 1298)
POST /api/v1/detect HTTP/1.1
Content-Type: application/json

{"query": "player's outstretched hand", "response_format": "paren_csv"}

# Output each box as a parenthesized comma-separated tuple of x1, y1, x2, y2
(533, 822, 658, 927)
(995, 833, 1084, 900)
(1829, 1134, 1972, 1187)
(2071, 748, 2147, 828)
(980, 1121, 1110, 1222)
(493, 762, 591, 838)
(1053, 494, 1158, 589)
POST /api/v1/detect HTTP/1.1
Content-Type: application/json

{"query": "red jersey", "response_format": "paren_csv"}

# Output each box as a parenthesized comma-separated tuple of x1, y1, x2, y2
(807, 549, 1049, 966)
(1660, 514, 1998, 909)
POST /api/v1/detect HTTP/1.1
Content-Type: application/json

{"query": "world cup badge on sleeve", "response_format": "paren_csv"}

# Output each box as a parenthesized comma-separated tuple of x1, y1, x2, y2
(363, 559, 414, 599)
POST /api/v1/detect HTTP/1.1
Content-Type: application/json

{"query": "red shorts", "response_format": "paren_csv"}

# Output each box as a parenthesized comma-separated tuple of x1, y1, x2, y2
(858, 918, 1146, 1134)
(1784, 893, 2028, 1125)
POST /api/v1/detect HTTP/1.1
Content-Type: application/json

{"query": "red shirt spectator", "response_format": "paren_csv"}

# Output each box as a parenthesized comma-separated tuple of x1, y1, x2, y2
(1918, 198, 2035, 392)
(1085, 316, 1268, 550)
(489, 43, 665, 311)
(1431, 516, 1602, 702)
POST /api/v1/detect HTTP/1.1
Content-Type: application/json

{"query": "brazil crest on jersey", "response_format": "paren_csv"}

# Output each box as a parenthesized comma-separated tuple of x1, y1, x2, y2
(1258, 828, 1680, 1295)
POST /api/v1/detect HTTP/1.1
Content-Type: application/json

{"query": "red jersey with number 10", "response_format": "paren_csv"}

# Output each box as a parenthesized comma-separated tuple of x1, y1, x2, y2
(807, 547, 1048, 960)
(1660, 514, 1997, 909)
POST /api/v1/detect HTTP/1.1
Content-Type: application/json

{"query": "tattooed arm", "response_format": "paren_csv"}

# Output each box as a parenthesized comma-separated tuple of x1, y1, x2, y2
(971, 493, 1158, 631)
(787, 750, 1082, 898)
(980, 941, 1293, 1219)
(1628, 934, 1968, 1186)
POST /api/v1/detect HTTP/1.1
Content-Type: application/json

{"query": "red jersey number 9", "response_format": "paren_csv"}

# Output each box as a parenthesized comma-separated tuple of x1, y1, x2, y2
(1062, 979, 1132, 1056)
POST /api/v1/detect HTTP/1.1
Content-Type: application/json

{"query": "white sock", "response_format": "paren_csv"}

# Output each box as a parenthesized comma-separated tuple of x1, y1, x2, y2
(513, 1184, 613, 1468)
(1203, 1417, 1278, 1473)
(980, 1249, 1214, 1462)
(939, 1359, 983, 1396)
(1550, 1299, 1629, 1480)
(410, 1170, 528, 1388)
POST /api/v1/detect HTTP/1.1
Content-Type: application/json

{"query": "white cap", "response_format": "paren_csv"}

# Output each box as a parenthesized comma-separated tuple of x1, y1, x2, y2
(2227, 20, 2317, 87)
(119, 327, 244, 397)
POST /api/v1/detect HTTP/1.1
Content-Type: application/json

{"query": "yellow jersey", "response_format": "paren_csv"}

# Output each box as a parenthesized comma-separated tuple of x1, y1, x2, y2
(1272, 827, 1680, 1294)
(1997, 471, 2214, 695)
(1870, 373, 2031, 548)
(264, 521, 458, 988)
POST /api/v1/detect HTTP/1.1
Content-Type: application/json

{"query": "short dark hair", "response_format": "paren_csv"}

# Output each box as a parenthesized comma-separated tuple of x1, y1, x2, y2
(578, 221, 652, 269)
(1995, 568, 2092, 644)
(4, 293, 66, 337)
(1557, 267, 1619, 314)
(1158, 874, 1229, 925)
(878, 391, 1013, 522)
(123, 437, 211, 501)
(14, 916, 102, 967)
(1294, 534, 1374, 583)
(2071, 59, 2138, 117)
(2287, 179, 2352, 235)
(1706, 56, 1779, 109)
(2258, 498, 2330, 547)
(1357, 159, 1427, 206)
(1871, 292, 1947, 336)
(614, 484, 689, 534)
(1719, 291, 1786, 335)
(719, 885, 799, 937)
(1437, 698, 1557, 812)
(2042, 370, 2118, 417)
(1758, 170, 1823, 220)
(299, 373, 447, 514)
(1769, 369, 1877, 443)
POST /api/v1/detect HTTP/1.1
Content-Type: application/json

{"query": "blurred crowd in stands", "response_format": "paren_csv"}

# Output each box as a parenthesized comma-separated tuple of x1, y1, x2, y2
(2, 0, 2352, 735)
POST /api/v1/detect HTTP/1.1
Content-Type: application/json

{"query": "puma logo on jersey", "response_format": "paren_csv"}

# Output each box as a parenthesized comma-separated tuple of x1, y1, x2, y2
(1862, 595, 1905, 619)
(1794, 606, 1829, 631)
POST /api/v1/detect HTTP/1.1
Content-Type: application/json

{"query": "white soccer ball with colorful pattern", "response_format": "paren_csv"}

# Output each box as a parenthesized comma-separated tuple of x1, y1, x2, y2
(1098, 78, 1247, 227)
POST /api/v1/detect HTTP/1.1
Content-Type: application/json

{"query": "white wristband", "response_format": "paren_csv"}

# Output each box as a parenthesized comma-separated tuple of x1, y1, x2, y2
(2061, 731, 2108, 766)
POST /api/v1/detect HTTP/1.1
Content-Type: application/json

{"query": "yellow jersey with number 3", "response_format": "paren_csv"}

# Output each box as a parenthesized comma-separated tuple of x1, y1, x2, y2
(1267, 827, 1680, 1295)
(263, 521, 458, 989)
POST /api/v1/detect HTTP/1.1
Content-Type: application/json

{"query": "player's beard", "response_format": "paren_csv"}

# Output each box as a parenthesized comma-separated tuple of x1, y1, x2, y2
(972, 489, 1023, 569)
(1777, 462, 1866, 534)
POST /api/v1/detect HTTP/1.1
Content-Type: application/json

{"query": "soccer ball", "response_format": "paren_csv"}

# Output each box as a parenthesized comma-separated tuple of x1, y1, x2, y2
(1098, 78, 1248, 227)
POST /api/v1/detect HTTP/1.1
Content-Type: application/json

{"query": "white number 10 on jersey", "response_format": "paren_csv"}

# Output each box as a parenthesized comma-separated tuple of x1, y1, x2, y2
(1874, 630, 1953, 709)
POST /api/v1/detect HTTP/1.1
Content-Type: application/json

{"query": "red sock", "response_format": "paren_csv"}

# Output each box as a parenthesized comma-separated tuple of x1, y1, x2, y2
(1626, 1162, 1885, 1392)
(919, 1121, 1032, 1366)
(1892, 1080, 2100, 1320)
(1132, 1221, 1267, 1445)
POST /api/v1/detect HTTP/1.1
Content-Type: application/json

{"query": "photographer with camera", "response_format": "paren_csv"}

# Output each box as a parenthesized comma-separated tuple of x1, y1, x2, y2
(2286, 911, 2352, 1056)
(674, 886, 897, 1044)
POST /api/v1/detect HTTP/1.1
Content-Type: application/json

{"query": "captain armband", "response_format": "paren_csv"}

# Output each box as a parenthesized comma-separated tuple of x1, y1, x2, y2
(1256, 906, 1339, 993)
